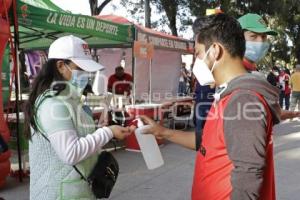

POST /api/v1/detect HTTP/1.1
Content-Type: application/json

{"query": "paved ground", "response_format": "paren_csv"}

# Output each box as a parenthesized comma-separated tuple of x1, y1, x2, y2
(273, 120, 300, 200)
(1, 120, 300, 200)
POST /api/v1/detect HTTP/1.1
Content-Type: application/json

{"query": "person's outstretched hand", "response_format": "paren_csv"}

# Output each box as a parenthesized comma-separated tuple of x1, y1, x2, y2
(109, 125, 135, 140)
(281, 110, 300, 120)
(139, 115, 171, 140)
(294, 111, 300, 116)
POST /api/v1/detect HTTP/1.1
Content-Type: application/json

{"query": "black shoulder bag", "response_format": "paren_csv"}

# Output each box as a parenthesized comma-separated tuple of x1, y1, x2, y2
(82, 151, 119, 198)
(40, 129, 119, 199)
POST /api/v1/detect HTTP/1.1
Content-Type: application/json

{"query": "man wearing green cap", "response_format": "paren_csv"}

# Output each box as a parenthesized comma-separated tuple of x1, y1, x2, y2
(238, 13, 300, 120)
(238, 13, 277, 71)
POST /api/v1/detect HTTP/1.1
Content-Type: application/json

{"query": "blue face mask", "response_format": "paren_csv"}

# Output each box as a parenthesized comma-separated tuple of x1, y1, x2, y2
(65, 65, 89, 91)
(245, 41, 270, 63)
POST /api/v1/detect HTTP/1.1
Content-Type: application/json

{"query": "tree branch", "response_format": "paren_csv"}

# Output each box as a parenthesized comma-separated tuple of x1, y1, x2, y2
(89, 0, 98, 15)
(97, 0, 112, 15)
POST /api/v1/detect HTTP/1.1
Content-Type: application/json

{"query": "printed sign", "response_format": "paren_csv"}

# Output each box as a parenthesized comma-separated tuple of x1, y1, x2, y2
(134, 41, 154, 59)
(17, 2, 133, 44)
(137, 31, 190, 52)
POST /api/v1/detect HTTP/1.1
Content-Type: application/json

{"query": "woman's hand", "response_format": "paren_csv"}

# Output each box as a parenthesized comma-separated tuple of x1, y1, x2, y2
(139, 115, 171, 140)
(109, 125, 135, 140)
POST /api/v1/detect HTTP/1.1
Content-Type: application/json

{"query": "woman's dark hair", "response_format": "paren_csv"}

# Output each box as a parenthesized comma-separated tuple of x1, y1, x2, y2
(23, 59, 71, 139)
(192, 13, 245, 58)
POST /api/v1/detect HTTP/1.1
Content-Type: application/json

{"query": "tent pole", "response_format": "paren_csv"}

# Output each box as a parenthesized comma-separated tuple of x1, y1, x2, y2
(132, 50, 136, 105)
(149, 58, 152, 104)
(12, 0, 23, 182)
(132, 28, 137, 105)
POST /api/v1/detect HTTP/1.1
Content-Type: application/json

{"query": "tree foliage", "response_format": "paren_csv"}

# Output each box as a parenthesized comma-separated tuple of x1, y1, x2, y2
(106, 0, 300, 66)
(120, 0, 145, 25)
(155, 0, 180, 36)
(119, 0, 194, 37)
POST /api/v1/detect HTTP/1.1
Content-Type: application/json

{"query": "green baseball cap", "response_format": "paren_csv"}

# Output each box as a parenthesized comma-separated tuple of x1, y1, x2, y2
(238, 13, 278, 36)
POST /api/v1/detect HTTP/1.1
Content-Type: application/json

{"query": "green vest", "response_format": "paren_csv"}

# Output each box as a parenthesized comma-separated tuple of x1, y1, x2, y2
(29, 86, 98, 200)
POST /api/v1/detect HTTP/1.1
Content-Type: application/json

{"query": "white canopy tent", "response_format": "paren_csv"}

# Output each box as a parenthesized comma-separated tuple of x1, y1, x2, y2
(93, 48, 182, 102)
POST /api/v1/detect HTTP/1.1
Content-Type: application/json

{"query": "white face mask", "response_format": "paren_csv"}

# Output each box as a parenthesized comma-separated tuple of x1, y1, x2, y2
(192, 46, 217, 86)
(273, 71, 279, 76)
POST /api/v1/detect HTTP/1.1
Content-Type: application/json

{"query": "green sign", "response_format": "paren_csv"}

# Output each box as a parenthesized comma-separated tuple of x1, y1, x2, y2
(2, 47, 10, 106)
(16, 1, 134, 49)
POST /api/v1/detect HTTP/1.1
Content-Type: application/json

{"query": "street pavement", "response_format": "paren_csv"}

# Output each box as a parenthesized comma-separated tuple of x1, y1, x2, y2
(273, 120, 300, 200)
(1, 120, 300, 200)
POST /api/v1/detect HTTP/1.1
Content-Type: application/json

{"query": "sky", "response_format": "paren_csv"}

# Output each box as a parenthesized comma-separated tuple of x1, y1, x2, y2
(51, 0, 125, 16)
(51, 0, 161, 28)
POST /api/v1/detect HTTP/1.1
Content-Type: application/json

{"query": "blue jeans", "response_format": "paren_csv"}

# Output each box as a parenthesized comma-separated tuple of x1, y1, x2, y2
(178, 81, 186, 96)
(279, 91, 290, 110)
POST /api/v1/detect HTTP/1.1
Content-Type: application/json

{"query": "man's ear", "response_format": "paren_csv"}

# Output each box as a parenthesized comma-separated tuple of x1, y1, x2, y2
(209, 43, 223, 61)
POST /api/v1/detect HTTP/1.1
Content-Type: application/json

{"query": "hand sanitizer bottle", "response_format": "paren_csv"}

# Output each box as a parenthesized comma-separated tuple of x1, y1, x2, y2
(134, 119, 164, 170)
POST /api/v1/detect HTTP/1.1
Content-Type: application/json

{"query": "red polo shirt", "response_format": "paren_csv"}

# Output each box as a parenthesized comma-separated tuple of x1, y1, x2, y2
(108, 73, 133, 95)
(192, 91, 275, 200)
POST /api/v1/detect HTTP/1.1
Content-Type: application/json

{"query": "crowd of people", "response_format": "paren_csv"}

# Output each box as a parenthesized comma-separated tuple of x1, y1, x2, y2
(267, 64, 300, 112)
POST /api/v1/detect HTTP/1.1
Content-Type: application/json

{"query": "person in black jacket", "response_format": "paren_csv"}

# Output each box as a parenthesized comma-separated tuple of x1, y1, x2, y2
(267, 66, 280, 87)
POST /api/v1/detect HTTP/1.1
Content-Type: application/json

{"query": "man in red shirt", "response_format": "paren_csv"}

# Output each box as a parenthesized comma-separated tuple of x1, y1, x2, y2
(142, 14, 279, 200)
(108, 66, 133, 95)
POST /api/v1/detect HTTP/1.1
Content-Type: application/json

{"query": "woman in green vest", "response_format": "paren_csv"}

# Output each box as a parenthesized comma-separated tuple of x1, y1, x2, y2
(24, 35, 133, 200)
